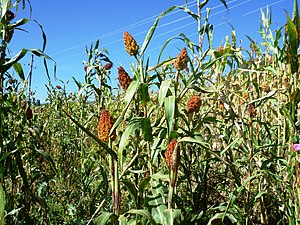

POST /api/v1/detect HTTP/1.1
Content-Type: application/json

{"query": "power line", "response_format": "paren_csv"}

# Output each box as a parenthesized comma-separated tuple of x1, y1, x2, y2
(146, 0, 286, 54)
(57, 0, 241, 61)
(51, 0, 199, 57)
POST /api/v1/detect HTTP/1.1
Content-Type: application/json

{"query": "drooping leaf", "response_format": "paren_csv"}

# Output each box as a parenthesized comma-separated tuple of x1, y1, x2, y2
(13, 62, 25, 81)
(152, 205, 167, 224)
(94, 211, 117, 225)
(118, 118, 141, 170)
(158, 79, 172, 106)
(64, 111, 117, 160)
(125, 80, 139, 108)
(164, 96, 176, 138)
(122, 179, 138, 208)
(34, 149, 57, 173)
(140, 6, 176, 56)
(125, 209, 158, 225)
(162, 209, 183, 225)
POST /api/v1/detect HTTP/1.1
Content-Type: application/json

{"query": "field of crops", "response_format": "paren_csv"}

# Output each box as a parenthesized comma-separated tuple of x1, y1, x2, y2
(0, 0, 300, 224)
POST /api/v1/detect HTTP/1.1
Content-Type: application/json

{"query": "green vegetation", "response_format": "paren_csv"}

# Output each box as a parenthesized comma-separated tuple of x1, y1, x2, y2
(0, 0, 300, 224)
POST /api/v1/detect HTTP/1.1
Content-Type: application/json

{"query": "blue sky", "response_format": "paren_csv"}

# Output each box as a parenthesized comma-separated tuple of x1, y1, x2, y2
(9, 0, 293, 102)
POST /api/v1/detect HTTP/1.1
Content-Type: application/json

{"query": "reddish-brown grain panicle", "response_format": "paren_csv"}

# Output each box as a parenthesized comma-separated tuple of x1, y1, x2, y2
(165, 139, 180, 169)
(187, 95, 201, 114)
(261, 82, 270, 93)
(104, 62, 113, 70)
(123, 32, 139, 56)
(174, 47, 189, 71)
(6, 10, 15, 22)
(247, 103, 256, 117)
(118, 66, 132, 91)
(98, 109, 116, 142)
(26, 106, 33, 120)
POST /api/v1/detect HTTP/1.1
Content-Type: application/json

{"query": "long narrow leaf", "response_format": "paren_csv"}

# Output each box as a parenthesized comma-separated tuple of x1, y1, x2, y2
(64, 111, 117, 160)
(94, 212, 117, 225)
(164, 96, 176, 138)
(125, 209, 158, 225)
(140, 6, 176, 56)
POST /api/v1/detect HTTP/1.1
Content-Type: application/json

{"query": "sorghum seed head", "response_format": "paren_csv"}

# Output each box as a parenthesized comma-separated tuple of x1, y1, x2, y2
(97, 109, 116, 142)
(123, 32, 139, 56)
(187, 95, 201, 114)
(21, 99, 26, 109)
(241, 93, 248, 104)
(6, 10, 15, 22)
(26, 106, 33, 120)
(8, 78, 14, 84)
(165, 139, 180, 169)
(118, 66, 132, 91)
(219, 101, 225, 111)
(56, 85, 61, 90)
(174, 47, 189, 71)
(247, 103, 256, 117)
(261, 82, 270, 93)
(104, 62, 113, 70)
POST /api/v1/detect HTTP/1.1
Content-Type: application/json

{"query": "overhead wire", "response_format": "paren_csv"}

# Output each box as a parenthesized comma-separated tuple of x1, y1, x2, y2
(57, 0, 241, 61)
(146, 0, 286, 53)
(51, 0, 199, 57)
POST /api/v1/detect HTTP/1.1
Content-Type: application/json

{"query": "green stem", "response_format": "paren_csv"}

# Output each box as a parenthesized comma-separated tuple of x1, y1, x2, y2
(114, 158, 120, 216)
(108, 140, 120, 216)
(109, 155, 115, 213)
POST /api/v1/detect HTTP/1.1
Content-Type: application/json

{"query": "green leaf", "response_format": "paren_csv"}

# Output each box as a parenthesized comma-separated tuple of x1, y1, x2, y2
(176, 6, 198, 21)
(141, 117, 153, 142)
(118, 118, 141, 169)
(219, 0, 228, 9)
(286, 17, 299, 73)
(207, 212, 236, 225)
(140, 6, 176, 56)
(64, 111, 117, 160)
(13, 62, 25, 81)
(34, 19, 47, 52)
(148, 57, 175, 72)
(138, 82, 150, 105)
(152, 205, 167, 224)
(94, 211, 117, 225)
(125, 80, 139, 108)
(162, 209, 183, 225)
(179, 137, 209, 148)
(139, 175, 151, 194)
(0, 184, 4, 225)
(125, 209, 157, 225)
(220, 138, 242, 155)
(158, 79, 172, 106)
(292, 0, 299, 26)
(1, 0, 10, 19)
(122, 179, 138, 208)
(0, 48, 55, 75)
(11, 18, 29, 28)
(164, 96, 176, 138)
(34, 149, 57, 173)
